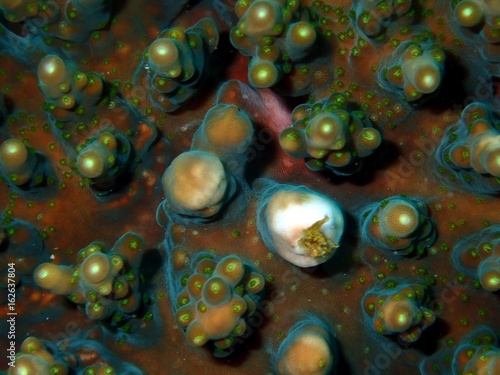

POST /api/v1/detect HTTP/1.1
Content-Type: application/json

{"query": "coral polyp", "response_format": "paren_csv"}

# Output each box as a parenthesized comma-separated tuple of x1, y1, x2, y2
(379, 39, 446, 102)
(191, 103, 254, 176)
(6, 337, 69, 375)
(354, 0, 416, 42)
(0, 138, 54, 194)
(34, 232, 145, 325)
(436, 102, 500, 195)
(38, 55, 104, 123)
(257, 182, 344, 267)
(0, 0, 38, 23)
(1, 0, 500, 374)
(230, 0, 332, 94)
(452, 225, 500, 292)
(75, 130, 132, 195)
(280, 92, 382, 174)
(452, 0, 500, 62)
(420, 326, 500, 374)
(1, 0, 111, 42)
(135, 18, 219, 112)
(159, 102, 255, 222)
(274, 315, 338, 375)
(171, 253, 266, 357)
(360, 196, 436, 256)
(362, 278, 436, 344)
(5, 336, 143, 375)
(0, 139, 36, 187)
(161, 150, 236, 221)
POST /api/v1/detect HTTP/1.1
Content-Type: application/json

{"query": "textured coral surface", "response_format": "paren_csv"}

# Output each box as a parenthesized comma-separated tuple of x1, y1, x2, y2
(1, 0, 500, 374)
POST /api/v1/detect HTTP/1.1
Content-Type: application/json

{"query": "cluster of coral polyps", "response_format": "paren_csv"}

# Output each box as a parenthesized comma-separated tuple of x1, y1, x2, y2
(362, 279, 436, 344)
(33, 232, 145, 325)
(38, 55, 104, 123)
(2, 0, 500, 373)
(135, 18, 219, 112)
(354, 0, 416, 42)
(0, 137, 56, 196)
(452, 225, 500, 292)
(379, 39, 446, 102)
(0, 217, 47, 290)
(436, 101, 500, 195)
(160, 103, 253, 222)
(172, 251, 266, 357)
(6, 337, 70, 375)
(0, 0, 38, 22)
(279, 92, 382, 175)
(453, 0, 500, 62)
(420, 326, 500, 374)
(75, 130, 132, 195)
(0, 138, 45, 190)
(230, 0, 331, 94)
(0, 0, 111, 42)
(360, 195, 437, 256)
(6, 336, 143, 375)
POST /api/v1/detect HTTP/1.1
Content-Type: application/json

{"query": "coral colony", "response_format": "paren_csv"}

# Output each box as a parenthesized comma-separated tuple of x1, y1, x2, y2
(1, 0, 500, 374)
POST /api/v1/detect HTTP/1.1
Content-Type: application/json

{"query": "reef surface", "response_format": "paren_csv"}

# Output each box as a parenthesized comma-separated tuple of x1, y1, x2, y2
(0, 0, 500, 374)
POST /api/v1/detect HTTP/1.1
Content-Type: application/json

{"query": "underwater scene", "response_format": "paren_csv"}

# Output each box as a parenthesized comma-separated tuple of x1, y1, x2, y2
(0, 0, 500, 374)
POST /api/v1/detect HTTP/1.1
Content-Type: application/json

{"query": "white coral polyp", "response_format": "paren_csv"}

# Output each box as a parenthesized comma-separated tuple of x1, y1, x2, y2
(265, 189, 344, 267)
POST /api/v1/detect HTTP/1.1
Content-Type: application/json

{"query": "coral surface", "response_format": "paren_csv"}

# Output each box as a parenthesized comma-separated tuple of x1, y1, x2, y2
(0, 0, 500, 374)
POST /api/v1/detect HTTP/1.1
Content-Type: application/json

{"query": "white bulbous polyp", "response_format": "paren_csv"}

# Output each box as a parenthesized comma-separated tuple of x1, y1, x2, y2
(266, 190, 344, 267)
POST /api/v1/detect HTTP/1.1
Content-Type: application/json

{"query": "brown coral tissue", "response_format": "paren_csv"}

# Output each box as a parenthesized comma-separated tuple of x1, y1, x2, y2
(0, 0, 500, 374)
